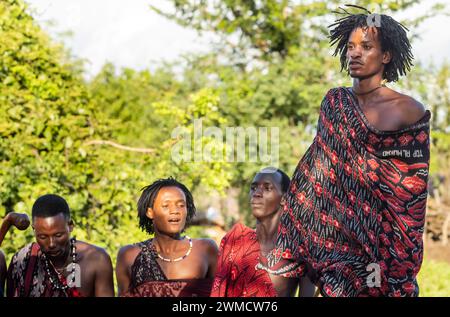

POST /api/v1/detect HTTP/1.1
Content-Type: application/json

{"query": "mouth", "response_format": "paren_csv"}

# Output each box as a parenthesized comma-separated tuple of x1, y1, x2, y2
(168, 218, 182, 224)
(349, 61, 363, 68)
(251, 202, 264, 207)
(46, 250, 62, 257)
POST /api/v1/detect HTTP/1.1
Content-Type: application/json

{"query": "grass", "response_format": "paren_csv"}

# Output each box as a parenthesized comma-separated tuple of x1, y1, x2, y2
(417, 259, 450, 297)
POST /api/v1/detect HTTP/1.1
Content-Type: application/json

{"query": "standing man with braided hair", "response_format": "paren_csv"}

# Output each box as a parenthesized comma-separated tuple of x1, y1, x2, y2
(261, 5, 431, 297)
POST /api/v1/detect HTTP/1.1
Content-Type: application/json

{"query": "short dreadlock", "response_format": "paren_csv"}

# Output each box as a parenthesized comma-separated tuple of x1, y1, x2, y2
(328, 4, 413, 82)
(137, 177, 196, 235)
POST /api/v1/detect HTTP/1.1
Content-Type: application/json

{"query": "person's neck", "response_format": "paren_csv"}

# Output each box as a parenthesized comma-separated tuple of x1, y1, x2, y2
(48, 244, 72, 269)
(256, 209, 282, 248)
(352, 76, 384, 103)
(153, 232, 183, 254)
(352, 76, 383, 91)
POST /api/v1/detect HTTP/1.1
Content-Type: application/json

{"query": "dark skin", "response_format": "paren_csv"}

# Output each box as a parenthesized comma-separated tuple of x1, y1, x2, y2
(23, 213, 114, 297)
(116, 186, 218, 296)
(0, 250, 6, 296)
(347, 27, 426, 131)
(251, 172, 316, 297)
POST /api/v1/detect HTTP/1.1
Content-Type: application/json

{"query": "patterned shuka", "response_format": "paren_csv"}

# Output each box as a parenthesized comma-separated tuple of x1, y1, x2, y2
(122, 239, 212, 297)
(211, 223, 277, 297)
(7, 243, 81, 297)
(262, 87, 431, 297)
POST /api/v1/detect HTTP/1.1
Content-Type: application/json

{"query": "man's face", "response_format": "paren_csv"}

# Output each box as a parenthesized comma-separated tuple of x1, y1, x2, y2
(250, 172, 284, 220)
(147, 186, 188, 235)
(346, 27, 391, 79)
(33, 213, 73, 259)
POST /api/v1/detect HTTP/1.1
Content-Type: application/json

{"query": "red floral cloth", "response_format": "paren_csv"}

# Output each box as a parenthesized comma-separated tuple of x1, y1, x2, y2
(211, 223, 277, 297)
(263, 87, 431, 297)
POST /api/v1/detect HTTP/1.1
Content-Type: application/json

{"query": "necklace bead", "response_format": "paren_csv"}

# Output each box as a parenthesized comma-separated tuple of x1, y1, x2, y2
(42, 237, 77, 291)
(156, 236, 192, 263)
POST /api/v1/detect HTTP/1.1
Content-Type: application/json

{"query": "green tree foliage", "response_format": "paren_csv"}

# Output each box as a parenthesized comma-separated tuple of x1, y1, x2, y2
(0, 0, 102, 254)
(151, 0, 449, 224)
(152, 0, 446, 63)
(0, 0, 232, 271)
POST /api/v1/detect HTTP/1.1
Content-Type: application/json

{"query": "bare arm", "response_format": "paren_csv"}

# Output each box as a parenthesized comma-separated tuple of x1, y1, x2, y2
(116, 245, 139, 296)
(0, 212, 30, 247)
(204, 239, 219, 279)
(298, 275, 317, 297)
(0, 250, 6, 297)
(93, 249, 115, 297)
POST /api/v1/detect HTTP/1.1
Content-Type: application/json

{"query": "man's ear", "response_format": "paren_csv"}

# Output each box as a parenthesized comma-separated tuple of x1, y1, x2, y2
(146, 207, 154, 220)
(382, 50, 392, 64)
(280, 194, 287, 207)
(68, 219, 74, 232)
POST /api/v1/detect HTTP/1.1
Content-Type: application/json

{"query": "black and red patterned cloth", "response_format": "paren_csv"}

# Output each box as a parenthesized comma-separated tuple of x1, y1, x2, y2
(261, 87, 431, 297)
(7, 243, 81, 297)
(123, 239, 212, 297)
(211, 223, 277, 297)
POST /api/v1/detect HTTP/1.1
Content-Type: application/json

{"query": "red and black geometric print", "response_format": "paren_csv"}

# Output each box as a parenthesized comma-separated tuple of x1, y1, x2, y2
(264, 87, 431, 297)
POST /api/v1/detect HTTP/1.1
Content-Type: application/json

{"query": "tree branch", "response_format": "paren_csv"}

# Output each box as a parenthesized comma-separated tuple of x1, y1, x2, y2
(84, 140, 156, 154)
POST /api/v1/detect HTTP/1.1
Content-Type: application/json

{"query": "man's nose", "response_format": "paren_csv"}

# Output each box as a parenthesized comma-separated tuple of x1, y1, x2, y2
(350, 46, 362, 59)
(169, 207, 181, 214)
(48, 237, 57, 249)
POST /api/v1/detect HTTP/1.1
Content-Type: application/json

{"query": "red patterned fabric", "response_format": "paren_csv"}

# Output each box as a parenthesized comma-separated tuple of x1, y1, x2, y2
(7, 242, 81, 297)
(122, 279, 213, 297)
(263, 87, 431, 297)
(211, 223, 277, 297)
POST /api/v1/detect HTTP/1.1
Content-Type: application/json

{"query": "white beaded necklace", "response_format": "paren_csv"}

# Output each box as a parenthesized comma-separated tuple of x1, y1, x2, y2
(156, 236, 193, 263)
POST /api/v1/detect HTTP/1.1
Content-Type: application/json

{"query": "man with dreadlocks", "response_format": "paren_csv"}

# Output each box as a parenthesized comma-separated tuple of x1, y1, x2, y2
(260, 5, 431, 297)
(116, 177, 219, 297)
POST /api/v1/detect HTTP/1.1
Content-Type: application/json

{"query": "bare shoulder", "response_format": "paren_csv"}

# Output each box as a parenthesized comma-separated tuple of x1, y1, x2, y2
(193, 238, 219, 255)
(394, 92, 426, 125)
(77, 241, 112, 263)
(117, 243, 142, 266)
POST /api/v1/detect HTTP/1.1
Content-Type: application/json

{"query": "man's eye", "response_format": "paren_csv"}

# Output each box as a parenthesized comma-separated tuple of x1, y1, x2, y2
(364, 45, 371, 50)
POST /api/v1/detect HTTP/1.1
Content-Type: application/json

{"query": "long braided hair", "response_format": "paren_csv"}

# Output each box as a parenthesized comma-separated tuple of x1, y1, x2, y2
(328, 4, 413, 82)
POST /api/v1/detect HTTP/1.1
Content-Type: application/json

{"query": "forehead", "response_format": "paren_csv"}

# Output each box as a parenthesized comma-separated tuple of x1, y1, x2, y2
(348, 26, 379, 42)
(155, 186, 186, 202)
(252, 172, 282, 186)
(33, 213, 68, 231)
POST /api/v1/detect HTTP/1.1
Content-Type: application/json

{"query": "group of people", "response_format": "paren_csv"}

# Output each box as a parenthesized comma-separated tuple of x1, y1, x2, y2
(0, 7, 431, 297)
(0, 169, 307, 298)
